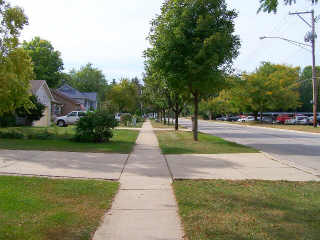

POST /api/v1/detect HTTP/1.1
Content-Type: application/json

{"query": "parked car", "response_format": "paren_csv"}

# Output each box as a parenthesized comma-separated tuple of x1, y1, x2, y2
(261, 116, 274, 124)
(55, 111, 87, 127)
(285, 118, 296, 125)
(216, 117, 225, 121)
(308, 116, 320, 125)
(238, 116, 255, 122)
(295, 116, 309, 125)
(276, 114, 292, 124)
(285, 116, 309, 125)
(226, 116, 240, 122)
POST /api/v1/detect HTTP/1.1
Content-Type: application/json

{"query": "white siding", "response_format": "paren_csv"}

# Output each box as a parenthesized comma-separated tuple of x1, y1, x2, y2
(36, 85, 51, 106)
(33, 85, 52, 126)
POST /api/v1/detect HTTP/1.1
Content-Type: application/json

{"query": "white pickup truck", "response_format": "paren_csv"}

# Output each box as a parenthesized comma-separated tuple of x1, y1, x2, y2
(55, 111, 87, 127)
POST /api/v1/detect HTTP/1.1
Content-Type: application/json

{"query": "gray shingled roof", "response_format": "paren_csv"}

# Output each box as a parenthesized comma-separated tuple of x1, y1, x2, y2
(58, 84, 97, 102)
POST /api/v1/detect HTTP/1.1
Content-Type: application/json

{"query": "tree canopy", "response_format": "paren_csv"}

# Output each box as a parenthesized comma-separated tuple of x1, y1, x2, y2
(66, 63, 109, 103)
(145, 0, 240, 140)
(258, 0, 318, 13)
(230, 63, 300, 118)
(107, 78, 141, 114)
(23, 36, 64, 88)
(0, 0, 34, 116)
(297, 66, 320, 112)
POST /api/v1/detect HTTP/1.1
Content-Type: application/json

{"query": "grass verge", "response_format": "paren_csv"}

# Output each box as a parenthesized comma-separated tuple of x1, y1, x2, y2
(155, 130, 257, 154)
(0, 176, 118, 240)
(0, 129, 139, 154)
(151, 120, 174, 129)
(174, 180, 320, 240)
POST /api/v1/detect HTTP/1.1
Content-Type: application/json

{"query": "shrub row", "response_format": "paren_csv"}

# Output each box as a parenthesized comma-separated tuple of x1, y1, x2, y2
(0, 130, 54, 140)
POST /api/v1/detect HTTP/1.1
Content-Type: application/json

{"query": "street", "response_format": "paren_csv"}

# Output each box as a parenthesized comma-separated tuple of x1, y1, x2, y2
(179, 118, 320, 176)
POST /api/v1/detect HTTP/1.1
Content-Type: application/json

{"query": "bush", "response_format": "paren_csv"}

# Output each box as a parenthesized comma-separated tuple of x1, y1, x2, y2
(0, 130, 24, 139)
(74, 111, 118, 143)
(120, 113, 132, 126)
(0, 113, 16, 127)
(135, 115, 145, 123)
(16, 95, 45, 126)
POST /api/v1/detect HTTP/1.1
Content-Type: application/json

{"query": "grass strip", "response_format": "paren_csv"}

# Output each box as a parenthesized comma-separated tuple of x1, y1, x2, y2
(0, 176, 119, 240)
(0, 129, 139, 154)
(174, 180, 320, 240)
(155, 130, 257, 154)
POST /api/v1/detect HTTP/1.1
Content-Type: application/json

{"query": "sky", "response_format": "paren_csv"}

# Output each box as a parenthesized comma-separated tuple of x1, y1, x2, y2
(9, 0, 320, 81)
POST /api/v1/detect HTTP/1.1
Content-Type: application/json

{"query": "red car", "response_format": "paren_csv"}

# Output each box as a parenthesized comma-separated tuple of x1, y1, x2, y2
(276, 114, 293, 124)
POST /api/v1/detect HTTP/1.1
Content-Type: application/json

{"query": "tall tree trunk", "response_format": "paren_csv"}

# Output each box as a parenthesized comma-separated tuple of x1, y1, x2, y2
(210, 111, 214, 120)
(174, 109, 179, 131)
(167, 110, 170, 125)
(260, 110, 263, 123)
(193, 93, 199, 141)
(163, 109, 166, 124)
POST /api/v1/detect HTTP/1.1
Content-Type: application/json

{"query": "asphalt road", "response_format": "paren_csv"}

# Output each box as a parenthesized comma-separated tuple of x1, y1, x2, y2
(179, 118, 320, 176)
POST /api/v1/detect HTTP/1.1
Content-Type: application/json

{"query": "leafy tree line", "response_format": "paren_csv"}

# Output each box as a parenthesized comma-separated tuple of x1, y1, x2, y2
(199, 63, 319, 119)
(104, 77, 143, 115)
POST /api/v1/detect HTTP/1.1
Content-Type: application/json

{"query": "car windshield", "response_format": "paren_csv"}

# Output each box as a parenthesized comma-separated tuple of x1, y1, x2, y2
(67, 112, 77, 117)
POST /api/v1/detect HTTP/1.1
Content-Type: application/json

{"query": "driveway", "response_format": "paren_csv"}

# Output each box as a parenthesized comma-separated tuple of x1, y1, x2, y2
(0, 150, 128, 179)
(179, 118, 320, 176)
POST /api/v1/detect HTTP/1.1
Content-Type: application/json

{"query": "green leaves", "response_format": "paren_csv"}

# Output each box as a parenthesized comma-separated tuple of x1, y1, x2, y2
(67, 63, 108, 103)
(233, 63, 300, 114)
(22, 37, 64, 88)
(0, 47, 34, 115)
(258, 0, 318, 13)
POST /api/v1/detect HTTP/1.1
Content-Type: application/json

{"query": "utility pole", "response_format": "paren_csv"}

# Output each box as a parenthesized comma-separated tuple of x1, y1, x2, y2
(290, 10, 318, 127)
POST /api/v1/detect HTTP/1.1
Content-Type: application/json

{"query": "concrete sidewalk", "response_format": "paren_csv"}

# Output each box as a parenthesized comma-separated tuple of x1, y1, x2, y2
(166, 153, 319, 181)
(93, 121, 184, 240)
(0, 150, 127, 179)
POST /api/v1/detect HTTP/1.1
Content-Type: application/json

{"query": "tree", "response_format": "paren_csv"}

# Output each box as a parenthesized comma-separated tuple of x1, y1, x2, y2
(297, 66, 320, 112)
(0, 1, 34, 116)
(144, 64, 186, 129)
(201, 89, 239, 119)
(23, 37, 64, 88)
(258, 0, 318, 13)
(67, 63, 109, 104)
(232, 63, 300, 120)
(108, 79, 140, 114)
(16, 95, 45, 126)
(145, 0, 240, 140)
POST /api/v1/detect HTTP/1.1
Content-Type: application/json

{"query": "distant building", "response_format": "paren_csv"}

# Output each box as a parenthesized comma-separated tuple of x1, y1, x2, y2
(51, 89, 82, 117)
(30, 80, 55, 126)
(57, 84, 98, 111)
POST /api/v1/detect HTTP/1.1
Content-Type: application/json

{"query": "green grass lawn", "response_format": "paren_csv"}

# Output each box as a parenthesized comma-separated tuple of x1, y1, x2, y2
(151, 120, 174, 129)
(0, 127, 139, 154)
(174, 180, 320, 240)
(155, 130, 257, 154)
(0, 176, 119, 240)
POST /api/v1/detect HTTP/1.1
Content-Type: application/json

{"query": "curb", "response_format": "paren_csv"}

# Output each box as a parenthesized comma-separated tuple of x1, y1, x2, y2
(200, 120, 320, 136)
(260, 151, 320, 178)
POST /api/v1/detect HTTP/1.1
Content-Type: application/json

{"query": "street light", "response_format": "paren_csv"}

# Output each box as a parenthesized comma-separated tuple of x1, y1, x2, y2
(259, 36, 312, 49)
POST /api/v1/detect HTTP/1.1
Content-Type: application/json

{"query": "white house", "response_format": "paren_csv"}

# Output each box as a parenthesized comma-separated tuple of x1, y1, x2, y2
(30, 80, 54, 126)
